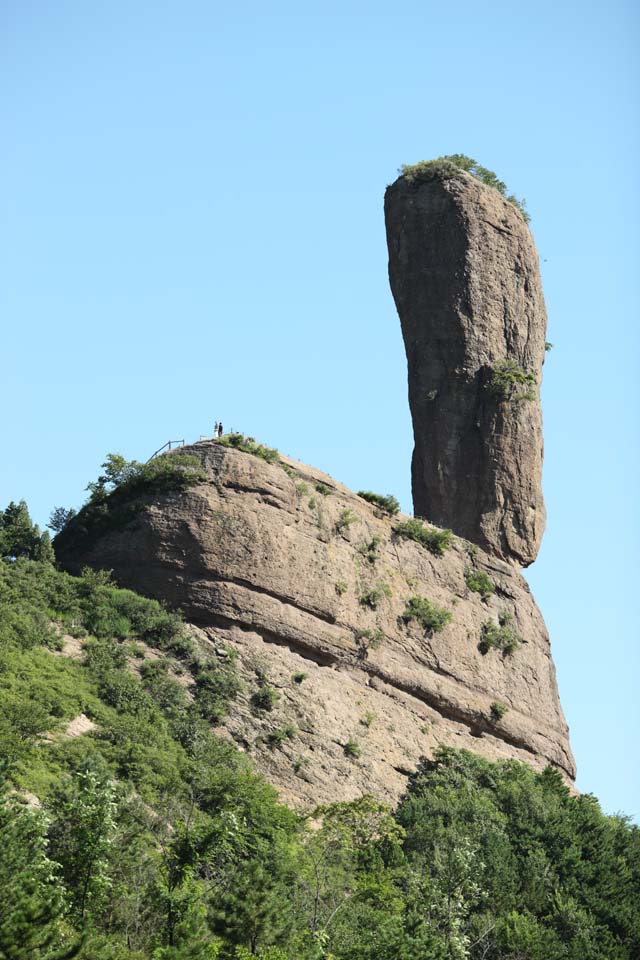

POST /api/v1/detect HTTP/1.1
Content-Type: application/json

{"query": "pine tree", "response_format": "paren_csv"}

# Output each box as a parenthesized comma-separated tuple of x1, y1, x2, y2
(0, 501, 54, 563)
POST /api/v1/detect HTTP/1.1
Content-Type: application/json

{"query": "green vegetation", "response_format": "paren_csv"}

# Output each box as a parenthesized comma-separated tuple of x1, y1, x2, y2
(399, 154, 531, 223)
(360, 711, 377, 729)
(490, 701, 509, 722)
(356, 491, 400, 516)
(52, 452, 207, 548)
(250, 684, 280, 712)
(335, 579, 348, 596)
(217, 432, 281, 464)
(402, 596, 453, 635)
(464, 567, 495, 601)
(545, 340, 554, 352)
(0, 559, 242, 788)
(336, 508, 359, 533)
(295, 481, 309, 495)
(479, 612, 522, 656)
(292, 755, 309, 775)
(291, 671, 308, 684)
(357, 535, 382, 564)
(47, 505, 77, 533)
(314, 482, 332, 497)
(343, 739, 362, 759)
(86, 451, 207, 501)
(395, 518, 452, 557)
(2, 501, 639, 959)
(353, 628, 385, 660)
(487, 360, 537, 402)
(358, 581, 392, 610)
(0, 500, 54, 563)
(265, 725, 297, 749)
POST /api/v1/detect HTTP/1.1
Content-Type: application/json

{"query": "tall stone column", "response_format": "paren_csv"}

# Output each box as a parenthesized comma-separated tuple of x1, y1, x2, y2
(385, 165, 547, 566)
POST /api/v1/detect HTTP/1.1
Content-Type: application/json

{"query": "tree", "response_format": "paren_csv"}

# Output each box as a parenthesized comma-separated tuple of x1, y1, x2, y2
(47, 508, 77, 534)
(0, 501, 54, 563)
(47, 768, 116, 922)
(0, 765, 78, 959)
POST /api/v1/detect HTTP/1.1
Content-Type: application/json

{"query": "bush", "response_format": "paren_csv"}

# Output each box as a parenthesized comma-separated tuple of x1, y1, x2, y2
(490, 701, 509, 721)
(343, 739, 362, 759)
(336, 509, 359, 534)
(360, 711, 377, 728)
(250, 685, 280, 712)
(399, 154, 531, 223)
(357, 491, 400, 516)
(192, 656, 243, 724)
(217, 433, 280, 465)
(335, 580, 348, 596)
(55, 454, 207, 548)
(357, 536, 382, 564)
(479, 613, 521, 656)
(265, 725, 297, 749)
(465, 568, 495, 601)
(88, 452, 207, 501)
(353, 628, 385, 660)
(315, 482, 332, 497)
(358, 581, 392, 610)
(487, 361, 537, 402)
(291, 672, 308, 684)
(395, 519, 452, 557)
(140, 661, 189, 718)
(402, 596, 452, 635)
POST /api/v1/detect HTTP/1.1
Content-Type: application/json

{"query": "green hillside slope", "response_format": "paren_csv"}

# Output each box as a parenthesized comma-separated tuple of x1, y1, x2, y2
(0, 503, 639, 960)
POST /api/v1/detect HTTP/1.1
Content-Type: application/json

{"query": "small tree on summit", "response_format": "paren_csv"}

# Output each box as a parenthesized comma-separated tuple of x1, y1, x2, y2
(47, 506, 77, 534)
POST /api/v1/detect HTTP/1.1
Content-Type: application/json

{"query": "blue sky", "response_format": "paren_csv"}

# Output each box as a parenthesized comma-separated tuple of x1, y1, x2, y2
(2, 0, 638, 818)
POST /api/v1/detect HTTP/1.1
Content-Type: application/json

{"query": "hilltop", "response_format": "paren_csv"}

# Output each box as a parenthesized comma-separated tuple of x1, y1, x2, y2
(54, 437, 574, 808)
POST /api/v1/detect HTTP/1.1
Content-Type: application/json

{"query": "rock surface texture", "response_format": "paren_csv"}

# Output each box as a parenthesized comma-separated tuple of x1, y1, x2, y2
(56, 442, 574, 808)
(385, 169, 547, 566)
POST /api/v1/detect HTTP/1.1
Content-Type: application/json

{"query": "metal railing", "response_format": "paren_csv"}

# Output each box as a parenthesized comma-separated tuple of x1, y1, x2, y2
(147, 439, 185, 462)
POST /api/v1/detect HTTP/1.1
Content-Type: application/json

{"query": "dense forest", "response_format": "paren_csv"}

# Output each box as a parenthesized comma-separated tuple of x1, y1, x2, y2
(1, 501, 638, 960)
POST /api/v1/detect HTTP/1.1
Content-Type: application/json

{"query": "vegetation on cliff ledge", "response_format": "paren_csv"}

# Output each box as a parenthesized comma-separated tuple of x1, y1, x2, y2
(487, 361, 537, 403)
(399, 154, 531, 223)
(395, 518, 453, 557)
(52, 452, 207, 551)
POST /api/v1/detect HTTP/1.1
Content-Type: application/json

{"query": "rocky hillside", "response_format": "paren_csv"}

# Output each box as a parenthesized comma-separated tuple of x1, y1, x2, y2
(55, 439, 574, 808)
(385, 163, 547, 566)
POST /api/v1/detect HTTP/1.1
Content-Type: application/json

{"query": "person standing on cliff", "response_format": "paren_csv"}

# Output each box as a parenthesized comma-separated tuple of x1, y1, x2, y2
(218, 422, 223, 438)
(213, 421, 218, 437)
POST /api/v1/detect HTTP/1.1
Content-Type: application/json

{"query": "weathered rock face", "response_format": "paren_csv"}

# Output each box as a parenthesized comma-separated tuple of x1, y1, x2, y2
(385, 170, 547, 566)
(56, 442, 574, 808)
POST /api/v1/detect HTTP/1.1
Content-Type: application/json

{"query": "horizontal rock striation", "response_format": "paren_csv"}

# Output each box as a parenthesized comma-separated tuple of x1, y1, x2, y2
(55, 442, 574, 808)
(385, 168, 547, 566)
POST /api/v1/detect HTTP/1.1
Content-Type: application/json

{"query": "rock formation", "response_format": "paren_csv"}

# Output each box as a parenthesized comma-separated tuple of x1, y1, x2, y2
(385, 166, 547, 566)
(56, 442, 574, 808)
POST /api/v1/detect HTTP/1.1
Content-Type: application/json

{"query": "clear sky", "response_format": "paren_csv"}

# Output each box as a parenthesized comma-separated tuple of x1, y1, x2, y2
(2, 0, 638, 818)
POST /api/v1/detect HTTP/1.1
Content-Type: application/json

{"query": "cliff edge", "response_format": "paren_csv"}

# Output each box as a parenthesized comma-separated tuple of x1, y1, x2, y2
(55, 441, 574, 808)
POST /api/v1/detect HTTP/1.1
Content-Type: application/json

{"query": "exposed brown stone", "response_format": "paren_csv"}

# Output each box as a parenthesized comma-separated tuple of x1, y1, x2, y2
(55, 442, 574, 808)
(385, 168, 547, 566)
